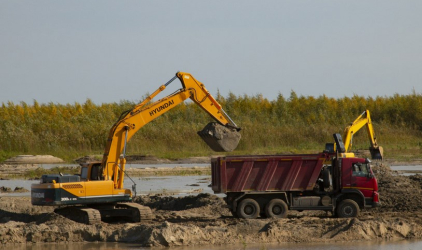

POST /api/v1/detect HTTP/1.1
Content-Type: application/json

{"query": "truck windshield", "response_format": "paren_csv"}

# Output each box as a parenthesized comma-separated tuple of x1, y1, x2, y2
(352, 163, 370, 177)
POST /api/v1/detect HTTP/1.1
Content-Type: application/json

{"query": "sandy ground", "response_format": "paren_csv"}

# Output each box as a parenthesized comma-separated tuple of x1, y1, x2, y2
(0, 160, 422, 247)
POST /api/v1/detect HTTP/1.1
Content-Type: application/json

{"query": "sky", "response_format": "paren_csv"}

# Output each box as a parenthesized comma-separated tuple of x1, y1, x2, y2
(1, 1, 421, 105)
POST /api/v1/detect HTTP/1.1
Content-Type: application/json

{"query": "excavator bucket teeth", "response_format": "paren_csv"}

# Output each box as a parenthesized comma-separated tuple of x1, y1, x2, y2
(197, 122, 241, 152)
(369, 146, 383, 160)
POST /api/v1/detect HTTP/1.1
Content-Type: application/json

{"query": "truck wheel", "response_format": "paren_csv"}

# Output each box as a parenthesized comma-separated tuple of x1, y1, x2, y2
(237, 198, 260, 219)
(337, 199, 360, 218)
(265, 199, 288, 218)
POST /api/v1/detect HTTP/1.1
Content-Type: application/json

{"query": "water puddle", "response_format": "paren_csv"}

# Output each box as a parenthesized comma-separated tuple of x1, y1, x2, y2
(390, 165, 422, 175)
(38, 163, 210, 169)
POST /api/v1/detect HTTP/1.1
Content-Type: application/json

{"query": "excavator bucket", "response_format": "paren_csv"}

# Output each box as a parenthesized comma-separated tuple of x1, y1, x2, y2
(369, 146, 383, 160)
(197, 122, 241, 152)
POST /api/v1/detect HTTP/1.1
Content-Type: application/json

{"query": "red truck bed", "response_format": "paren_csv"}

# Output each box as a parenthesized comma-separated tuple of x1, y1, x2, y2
(211, 153, 328, 193)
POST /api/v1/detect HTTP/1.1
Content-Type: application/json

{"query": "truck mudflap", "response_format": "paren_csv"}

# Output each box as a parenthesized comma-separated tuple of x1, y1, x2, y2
(198, 122, 241, 152)
(363, 191, 381, 208)
(372, 202, 381, 207)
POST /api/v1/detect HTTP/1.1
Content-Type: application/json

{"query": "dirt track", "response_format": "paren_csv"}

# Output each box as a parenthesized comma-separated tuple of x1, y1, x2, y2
(1, 163, 422, 247)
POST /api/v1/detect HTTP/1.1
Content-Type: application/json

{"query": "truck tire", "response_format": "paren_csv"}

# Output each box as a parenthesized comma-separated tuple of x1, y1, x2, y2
(336, 199, 360, 218)
(237, 198, 260, 219)
(265, 199, 288, 218)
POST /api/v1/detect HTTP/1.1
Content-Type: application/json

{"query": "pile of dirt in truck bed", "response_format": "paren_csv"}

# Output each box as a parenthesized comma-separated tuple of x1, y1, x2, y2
(1, 163, 422, 247)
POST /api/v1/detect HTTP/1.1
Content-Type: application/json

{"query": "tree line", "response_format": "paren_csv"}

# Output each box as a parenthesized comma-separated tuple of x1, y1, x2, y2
(0, 91, 421, 161)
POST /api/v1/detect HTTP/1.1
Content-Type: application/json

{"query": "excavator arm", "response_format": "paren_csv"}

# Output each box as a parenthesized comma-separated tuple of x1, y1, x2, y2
(342, 110, 383, 160)
(101, 72, 241, 188)
(30, 72, 240, 224)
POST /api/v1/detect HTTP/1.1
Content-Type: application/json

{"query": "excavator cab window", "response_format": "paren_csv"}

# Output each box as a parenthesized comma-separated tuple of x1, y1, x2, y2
(80, 167, 88, 181)
(90, 165, 101, 180)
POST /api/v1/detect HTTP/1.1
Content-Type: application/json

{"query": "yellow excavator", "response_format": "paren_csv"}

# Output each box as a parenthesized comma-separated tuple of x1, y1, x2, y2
(325, 110, 383, 160)
(31, 72, 241, 224)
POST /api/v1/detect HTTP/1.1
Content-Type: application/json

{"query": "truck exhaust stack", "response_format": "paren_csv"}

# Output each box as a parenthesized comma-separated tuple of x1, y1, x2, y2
(198, 122, 241, 152)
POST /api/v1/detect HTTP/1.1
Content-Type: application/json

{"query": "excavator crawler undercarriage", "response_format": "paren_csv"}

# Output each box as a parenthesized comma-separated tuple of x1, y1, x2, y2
(55, 203, 152, 224)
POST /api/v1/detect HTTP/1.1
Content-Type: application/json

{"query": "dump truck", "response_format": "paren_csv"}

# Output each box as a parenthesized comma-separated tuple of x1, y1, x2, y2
(31, 72, 241, 224)
(212, 134, 380, 219)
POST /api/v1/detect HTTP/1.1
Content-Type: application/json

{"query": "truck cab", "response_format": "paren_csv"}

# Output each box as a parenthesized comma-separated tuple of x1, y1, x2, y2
(339, 157, 380, 209)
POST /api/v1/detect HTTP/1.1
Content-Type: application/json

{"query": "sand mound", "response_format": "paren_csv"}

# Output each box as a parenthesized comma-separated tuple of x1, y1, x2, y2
(3, 155, 64, 164)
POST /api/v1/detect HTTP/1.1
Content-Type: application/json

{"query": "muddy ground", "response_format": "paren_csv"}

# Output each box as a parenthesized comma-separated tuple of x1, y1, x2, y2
(0, 162, 422, 247)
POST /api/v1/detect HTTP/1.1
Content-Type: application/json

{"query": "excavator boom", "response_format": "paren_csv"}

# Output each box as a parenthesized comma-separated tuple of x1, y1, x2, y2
(102, 72, 241, 188)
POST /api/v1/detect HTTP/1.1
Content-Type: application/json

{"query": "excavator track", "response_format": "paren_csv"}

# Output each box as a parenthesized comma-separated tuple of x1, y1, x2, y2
(116, 203, 153, 222)
(55, 204, 152, 224)
(80, 208, 102, 224)
(54, 207, 101, 225)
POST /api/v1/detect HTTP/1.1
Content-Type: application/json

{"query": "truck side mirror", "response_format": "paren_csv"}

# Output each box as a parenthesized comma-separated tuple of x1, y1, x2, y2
(366, 164, 373, 178)
(324, 143, 335, 153)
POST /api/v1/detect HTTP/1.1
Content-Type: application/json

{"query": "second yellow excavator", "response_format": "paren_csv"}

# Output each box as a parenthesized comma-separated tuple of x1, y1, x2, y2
(31, 72, 241, 224)
(325, 110, 383, 160)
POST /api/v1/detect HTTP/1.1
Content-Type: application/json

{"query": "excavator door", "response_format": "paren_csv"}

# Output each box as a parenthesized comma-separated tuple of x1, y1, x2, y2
(198, 122, 241, 152)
